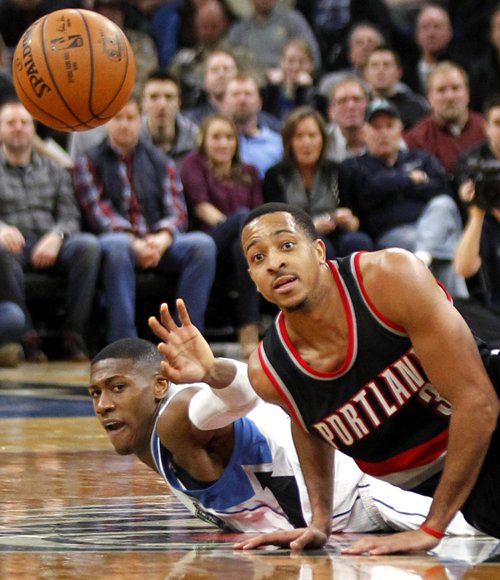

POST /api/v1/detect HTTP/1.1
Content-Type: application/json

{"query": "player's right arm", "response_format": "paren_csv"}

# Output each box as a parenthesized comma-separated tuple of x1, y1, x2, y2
(234, 354, 333, 550)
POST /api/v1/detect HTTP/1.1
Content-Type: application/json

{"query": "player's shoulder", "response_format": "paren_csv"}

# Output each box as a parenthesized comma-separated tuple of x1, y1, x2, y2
(358, 248, 424, 281)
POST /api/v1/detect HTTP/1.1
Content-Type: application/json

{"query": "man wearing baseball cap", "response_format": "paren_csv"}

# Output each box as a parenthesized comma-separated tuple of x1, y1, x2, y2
(339, 98, 467, 296)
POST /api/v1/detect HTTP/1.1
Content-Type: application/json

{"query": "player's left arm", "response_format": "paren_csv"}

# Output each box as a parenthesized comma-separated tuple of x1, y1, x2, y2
(343, 249, 500, 555)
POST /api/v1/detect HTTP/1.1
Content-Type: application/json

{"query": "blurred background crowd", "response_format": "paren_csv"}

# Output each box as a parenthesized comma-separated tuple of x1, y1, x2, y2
(2, 0, 500, 366)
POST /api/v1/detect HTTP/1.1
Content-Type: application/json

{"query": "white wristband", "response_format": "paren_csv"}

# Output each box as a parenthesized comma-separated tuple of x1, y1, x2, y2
(188, 359, 259, 430)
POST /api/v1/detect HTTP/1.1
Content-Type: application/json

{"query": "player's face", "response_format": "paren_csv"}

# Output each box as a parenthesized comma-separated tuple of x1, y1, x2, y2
(0, 103, 35, 153)
(291, 116, 323, 167)
(142, 80, 180, 126)
(427, 69, 469, 124)
(203, 118, 237, 165)
(242, 212, 326, 312)
(89, 358, 167, 456)
(107, 101, 142, 152)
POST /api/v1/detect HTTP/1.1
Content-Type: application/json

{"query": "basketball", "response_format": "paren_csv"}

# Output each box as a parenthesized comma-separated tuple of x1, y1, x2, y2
(11, 9, 136, 132)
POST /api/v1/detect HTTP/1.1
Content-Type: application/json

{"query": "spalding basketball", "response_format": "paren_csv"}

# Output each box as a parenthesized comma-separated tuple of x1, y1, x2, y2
(12, 9, 136, 132)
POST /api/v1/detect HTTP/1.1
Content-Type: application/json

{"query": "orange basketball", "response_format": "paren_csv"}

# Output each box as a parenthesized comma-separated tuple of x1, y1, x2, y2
(11, 9, 136, 132)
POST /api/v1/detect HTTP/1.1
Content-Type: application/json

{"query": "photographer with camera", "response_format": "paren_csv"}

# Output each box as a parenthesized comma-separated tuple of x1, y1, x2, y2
(455, 95, 500, 317)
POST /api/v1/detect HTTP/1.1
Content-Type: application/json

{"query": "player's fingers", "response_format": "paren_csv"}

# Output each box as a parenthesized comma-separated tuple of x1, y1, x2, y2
(159, 302, 178, 331)
(148, 316, 170, 341)
(176, 299, 193, 327)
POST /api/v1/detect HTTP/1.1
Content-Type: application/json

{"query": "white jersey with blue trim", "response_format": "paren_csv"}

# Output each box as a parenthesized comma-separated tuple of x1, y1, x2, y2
(150, 385, 481, 536)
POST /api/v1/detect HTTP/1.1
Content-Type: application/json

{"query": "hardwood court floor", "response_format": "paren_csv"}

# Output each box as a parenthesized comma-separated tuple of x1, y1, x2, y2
(1, 361, 500, 579)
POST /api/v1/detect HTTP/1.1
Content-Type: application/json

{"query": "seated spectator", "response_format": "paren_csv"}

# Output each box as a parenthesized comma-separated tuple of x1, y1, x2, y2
(318, 22, 384, 97)
(226, 0, 321, 74)
(470, 4, 500, 113)
(139, 70, 198, 167)
(363, 45, 430, 130)
(340, 98, 467, 296)
(454, 95, 500, 314)
(169, 0, 236, 109)
(404, 61, 485, 175)
(184, 48, 238, 125)
(69, 70, 198, 167)
(261, 37, 325, 121)
(73, 98, 216, 343)
(0, 301, 25, 367)
(221, 73, 283, 178)
(325, 75, 369, 162)
(91, 0, 159, 97)
(295, 0, 394, 72)
(180, 113, 262, 358)
(263, 106, 373, 259)
(185, 48, 282, 132)
(400, 3, 470, 96)
(0, 100, 101, 361)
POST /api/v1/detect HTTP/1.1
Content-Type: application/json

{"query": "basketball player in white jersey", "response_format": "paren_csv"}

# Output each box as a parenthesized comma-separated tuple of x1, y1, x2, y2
(88, 299, 480, 537)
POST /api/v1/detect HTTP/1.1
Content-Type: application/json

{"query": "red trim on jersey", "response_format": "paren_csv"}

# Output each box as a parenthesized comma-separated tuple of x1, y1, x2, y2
(258, 343, 308, 432)
(275, 262, 355, 378)
(355, 428, 449, 476)
(353, 252, 407, 333)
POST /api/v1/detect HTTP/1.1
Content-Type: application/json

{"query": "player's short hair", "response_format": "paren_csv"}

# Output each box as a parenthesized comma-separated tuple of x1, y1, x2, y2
(242, 203, 318, 241)
(484, 94, 500, 119)
(92, 338, 163, 367)
(142, 69, 181, 95)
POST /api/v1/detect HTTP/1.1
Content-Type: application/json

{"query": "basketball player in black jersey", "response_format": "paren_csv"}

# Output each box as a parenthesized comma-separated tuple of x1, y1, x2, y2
(236, 202, 500, 555)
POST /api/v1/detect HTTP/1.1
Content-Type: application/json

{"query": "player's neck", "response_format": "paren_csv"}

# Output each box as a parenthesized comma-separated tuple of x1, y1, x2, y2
(2, 144, 31, 167)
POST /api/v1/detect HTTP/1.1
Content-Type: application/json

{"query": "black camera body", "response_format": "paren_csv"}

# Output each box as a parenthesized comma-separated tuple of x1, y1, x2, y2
(467, 158, 500, 211)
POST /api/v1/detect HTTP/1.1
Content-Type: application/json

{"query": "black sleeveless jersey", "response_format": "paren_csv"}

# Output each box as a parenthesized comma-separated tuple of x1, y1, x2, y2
(259, 253, 452, 491)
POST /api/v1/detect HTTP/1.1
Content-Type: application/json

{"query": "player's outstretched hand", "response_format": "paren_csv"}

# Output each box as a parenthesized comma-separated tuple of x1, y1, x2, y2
(148, 299, 215, 384)
(341, 529, 441, 556)
(233, 526, 329, 551)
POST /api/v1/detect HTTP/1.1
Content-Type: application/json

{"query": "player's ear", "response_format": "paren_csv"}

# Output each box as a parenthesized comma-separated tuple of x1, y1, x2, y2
(314, 238, 327, 264)
(153, 376, 169, 400)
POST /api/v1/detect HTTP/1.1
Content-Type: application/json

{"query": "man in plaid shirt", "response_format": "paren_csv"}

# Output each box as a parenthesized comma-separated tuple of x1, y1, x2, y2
(73, 98, 216, 343)
(0, 100, 101, 362)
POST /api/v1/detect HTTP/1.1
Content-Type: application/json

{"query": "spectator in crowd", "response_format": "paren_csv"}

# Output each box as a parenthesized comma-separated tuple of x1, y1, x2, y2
(226, 0, 321, 74)
(181, 113, 262, 358)
(139, 70, 199, 167)
(405, 61, 486, 175)
(363, 46, 430, 130)
(169, 0, 236, 109)
(0, 301, 25, 367)
(184, 48, 239, 125)
(294, 0, 394, 73)
(340, 98, 467, 296)
(261, 38, 323, 121)
(470, 4, 500, 113)
(185, 49, 282, 132)
(92, 0, 159, 97)
(264, 106, 372, 259)
(318, 22, 384, 97)
(0, 100, 101, 361)
(69, 70, 198, 167)
(222, 73, 283, 178)
(454, 95, 500, 314)
(401, 3, 468, 96)
(73, 99, 216, 343)
(325, 75, 369, 162)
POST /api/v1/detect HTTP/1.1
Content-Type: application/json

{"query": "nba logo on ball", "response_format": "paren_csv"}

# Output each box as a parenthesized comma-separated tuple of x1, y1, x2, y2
(12, 9, 136, 132)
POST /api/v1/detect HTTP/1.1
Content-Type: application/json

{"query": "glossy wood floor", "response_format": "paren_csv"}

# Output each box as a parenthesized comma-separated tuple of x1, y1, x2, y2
(1, 360, 500, 579)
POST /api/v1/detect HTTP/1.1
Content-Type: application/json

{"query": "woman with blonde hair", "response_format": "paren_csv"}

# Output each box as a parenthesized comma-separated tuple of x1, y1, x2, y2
(181, 113, 262, 358)
(263, 105, 372, 258)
